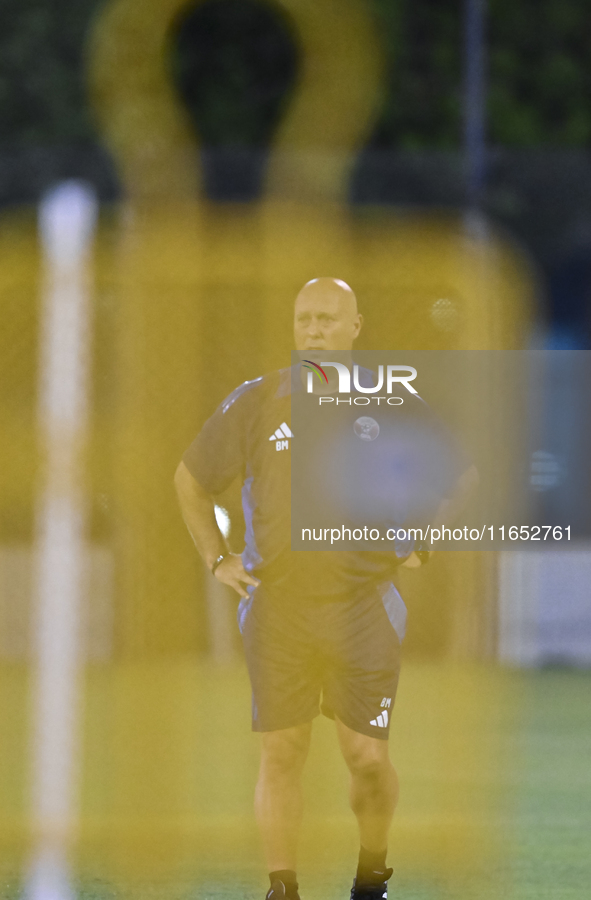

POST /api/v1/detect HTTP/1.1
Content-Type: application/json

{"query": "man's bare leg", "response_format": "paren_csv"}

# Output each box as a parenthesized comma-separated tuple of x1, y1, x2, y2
(336, 717, 398, 863)
(255, 722, 313, 872)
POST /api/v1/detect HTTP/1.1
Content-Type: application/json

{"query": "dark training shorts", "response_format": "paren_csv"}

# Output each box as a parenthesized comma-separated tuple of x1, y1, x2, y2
(238, 582, 406, 740)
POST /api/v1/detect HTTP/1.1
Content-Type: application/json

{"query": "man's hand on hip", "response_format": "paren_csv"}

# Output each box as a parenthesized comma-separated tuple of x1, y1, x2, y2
(214, 553, 260, 599)
(401, 550, 434, 569)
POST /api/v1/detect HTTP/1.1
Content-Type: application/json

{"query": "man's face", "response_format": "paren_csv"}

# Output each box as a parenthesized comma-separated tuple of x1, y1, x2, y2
(293, 290, 362, 362)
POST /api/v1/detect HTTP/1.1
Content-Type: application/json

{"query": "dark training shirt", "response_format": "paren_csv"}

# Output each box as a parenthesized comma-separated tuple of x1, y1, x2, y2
(183, 367, 470, 600)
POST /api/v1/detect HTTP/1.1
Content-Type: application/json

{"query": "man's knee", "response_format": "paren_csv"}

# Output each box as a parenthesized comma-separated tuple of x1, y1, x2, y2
(338, 729, 391, 780)
(347, 748, 390, 781)
(260, 724, 311, 777)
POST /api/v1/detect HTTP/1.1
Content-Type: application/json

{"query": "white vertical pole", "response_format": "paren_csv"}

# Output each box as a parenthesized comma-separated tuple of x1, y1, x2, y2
(27, 181, 97, 900)
(497, 551, 541, 666)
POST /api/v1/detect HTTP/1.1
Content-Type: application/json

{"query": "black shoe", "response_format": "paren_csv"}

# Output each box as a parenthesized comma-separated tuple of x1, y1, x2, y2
(350, 868, 393, 900)
(266, 879, 300, 900)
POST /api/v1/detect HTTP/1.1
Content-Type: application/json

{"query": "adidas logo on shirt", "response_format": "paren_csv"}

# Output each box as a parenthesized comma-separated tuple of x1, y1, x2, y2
(370, 709, 389, 728)
(269, 422, 293, 451)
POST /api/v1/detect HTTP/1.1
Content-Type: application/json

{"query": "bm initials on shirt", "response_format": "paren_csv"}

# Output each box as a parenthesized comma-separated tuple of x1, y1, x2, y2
(269, 422, 293, 451)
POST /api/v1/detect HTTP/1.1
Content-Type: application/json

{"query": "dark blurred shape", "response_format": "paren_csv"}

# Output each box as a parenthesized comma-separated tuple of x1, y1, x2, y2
(0, 0, 120, 206)
(0, 0, 97, 144)
(369, 0, 462, 151)
(530, 351, 591, 535)
(548, 248, 591, 347)
(0, 143, 119, 208)
(350, 148, 465, 206)
(199, 146, 267, 201)
(487, 0, 591, 147)
(171, 0, 298, 200)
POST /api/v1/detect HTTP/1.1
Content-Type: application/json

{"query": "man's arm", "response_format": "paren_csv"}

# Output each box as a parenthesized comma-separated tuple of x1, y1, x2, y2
(431, 463, 479, 529)
(174, 461, 260, 599)
(401, 463, 479, 568)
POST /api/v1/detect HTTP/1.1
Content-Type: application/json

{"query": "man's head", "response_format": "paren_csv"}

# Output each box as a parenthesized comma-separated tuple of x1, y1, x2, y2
(293, 277, 363, 362)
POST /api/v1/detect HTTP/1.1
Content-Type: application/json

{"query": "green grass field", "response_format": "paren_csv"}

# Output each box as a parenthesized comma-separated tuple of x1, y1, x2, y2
(1, 664, 589, 900)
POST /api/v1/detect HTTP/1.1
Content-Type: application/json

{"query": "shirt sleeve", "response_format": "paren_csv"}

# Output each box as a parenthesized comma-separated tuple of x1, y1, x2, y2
(182, 394, 247, 495)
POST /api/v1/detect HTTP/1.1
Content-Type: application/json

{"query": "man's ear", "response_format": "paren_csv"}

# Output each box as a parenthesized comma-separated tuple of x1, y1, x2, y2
(354, 313, 364, 338)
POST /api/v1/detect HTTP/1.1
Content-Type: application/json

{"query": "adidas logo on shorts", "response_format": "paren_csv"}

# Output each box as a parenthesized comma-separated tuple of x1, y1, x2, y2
(370, 699, 391, 728)
(370, 709, 389, 728)
(269, 422, 293, 451)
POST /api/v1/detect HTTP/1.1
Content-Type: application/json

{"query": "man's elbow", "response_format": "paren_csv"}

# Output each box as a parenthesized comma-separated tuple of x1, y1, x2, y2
(174, 460, 196, 500)
(174, 461, 210, 502)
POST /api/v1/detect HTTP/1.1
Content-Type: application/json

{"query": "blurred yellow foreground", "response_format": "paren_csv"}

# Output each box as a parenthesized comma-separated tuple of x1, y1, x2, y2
(0, 657, 514, 894)
(0, 1, 534, 895)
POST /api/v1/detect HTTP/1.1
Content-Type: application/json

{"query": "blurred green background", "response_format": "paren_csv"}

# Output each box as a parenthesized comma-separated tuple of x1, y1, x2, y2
(1, 0, 591, 281)
(3, 0, 591, 149)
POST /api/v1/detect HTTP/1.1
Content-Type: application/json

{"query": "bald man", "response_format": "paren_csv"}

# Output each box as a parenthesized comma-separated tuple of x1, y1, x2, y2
(175, 279, 427, 900)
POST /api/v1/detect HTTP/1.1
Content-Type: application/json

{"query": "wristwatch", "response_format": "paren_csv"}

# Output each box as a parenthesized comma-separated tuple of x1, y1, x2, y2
(211, 553, 227, 575)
